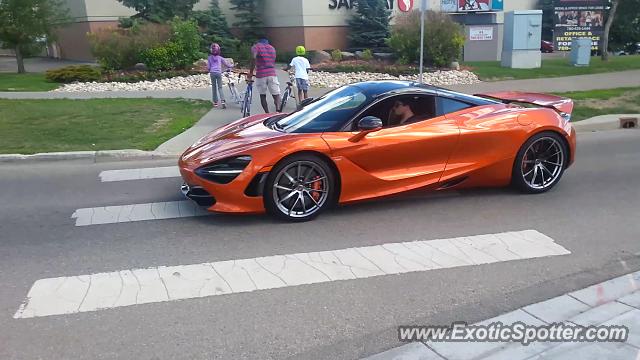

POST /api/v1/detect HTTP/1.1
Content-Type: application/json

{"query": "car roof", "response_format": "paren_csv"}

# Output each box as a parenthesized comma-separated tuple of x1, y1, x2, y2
(348, 80, 497, 106)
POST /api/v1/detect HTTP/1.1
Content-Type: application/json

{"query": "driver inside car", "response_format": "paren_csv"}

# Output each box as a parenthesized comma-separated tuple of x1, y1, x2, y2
(390, 99, 420, 126)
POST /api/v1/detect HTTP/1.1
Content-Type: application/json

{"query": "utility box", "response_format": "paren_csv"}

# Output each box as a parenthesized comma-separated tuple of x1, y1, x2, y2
(570, 38, 592, 66)
(458, 13, 504, 62)
(501, 10, 542, 68)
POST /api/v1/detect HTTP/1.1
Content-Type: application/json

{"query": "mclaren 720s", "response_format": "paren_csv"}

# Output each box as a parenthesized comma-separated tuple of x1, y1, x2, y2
(179, 81, 576, 221)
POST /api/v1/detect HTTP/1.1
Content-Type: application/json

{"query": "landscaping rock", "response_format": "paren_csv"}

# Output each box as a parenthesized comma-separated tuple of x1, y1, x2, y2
(193, 59, 208, 68)
(52, 74, 225, 92)
(308, 70, 480, 88)
(450, 61, 460, 70)
(341, 51, 356, 61)
(51, 69, 480, 92)
(310, 50, 331, 64)
(355, 51, 365, 60)
(133, 63, 148, 71)
(373, 52, 395, 61)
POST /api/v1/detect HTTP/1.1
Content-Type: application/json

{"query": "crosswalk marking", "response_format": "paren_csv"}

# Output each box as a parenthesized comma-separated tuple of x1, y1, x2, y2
(71, 200, 209, 226)
(99, 166, 180, 182)
(14, 230, 570, 319)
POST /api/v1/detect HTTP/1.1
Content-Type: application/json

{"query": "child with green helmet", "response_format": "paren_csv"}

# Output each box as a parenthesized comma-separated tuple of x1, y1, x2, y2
(284, 45, 311, 102)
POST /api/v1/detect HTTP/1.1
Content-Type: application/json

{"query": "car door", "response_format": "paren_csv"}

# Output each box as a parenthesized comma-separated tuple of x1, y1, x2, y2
(322, 94, 460, 202)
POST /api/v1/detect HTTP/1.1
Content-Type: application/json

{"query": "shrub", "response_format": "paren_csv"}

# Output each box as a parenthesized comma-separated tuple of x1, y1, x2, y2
(361, 49, 374, 61)
(169, 18, 206, 69)
(331, 49, 343, 62)
(387, 10, 464, 67)
(45, 65, 102, 83)
(140, 42, 180, 71)
(88, 23, 171, 70)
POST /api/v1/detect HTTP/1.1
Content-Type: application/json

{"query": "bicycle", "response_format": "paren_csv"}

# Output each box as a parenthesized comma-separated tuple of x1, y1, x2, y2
(223, 70, 253, 117)
(280, 72, 297, 112)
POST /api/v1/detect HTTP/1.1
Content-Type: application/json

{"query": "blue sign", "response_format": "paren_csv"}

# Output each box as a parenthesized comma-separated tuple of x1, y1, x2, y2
(491, 0, 504, 10)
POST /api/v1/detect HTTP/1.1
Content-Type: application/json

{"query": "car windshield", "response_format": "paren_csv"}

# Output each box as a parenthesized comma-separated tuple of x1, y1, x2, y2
(274, 85, 368, 133)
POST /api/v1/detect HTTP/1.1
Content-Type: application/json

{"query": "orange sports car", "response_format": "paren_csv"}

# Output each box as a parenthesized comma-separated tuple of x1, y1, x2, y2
(179, 81, 576, 221)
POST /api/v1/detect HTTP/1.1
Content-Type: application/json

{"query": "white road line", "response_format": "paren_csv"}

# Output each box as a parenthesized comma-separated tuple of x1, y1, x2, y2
(99, 166, 180, 182)
(71, 200, 209, 226)
(14, 230, 570, 319)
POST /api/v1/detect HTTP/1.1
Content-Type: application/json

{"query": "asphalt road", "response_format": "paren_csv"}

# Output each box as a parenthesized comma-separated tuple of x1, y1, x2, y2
(1, 129, 639, 360)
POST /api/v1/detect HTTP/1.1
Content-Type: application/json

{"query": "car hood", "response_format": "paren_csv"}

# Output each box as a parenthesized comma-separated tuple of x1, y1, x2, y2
(180, 113, 286, 166)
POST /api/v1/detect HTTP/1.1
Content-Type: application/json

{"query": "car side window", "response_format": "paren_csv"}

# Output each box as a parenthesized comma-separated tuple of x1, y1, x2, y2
(352, 95, 437, 130)
(437, 97, 472, 116)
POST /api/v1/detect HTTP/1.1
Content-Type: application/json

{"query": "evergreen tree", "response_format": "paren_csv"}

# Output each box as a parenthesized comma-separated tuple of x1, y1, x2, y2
(193, 0, 233, 39)
(193, 1, 241, 59)
(348, 0, 392, 49)
(229, 0, 264, 42)
(116, 0, 198, 23)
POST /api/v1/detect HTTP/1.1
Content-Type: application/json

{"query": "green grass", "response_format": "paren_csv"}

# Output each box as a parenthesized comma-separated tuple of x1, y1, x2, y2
(0, 73, 60, 91)
(553, 86, 640, 121)
(464, 55, 640, 81)
(0, 98, 211, 154)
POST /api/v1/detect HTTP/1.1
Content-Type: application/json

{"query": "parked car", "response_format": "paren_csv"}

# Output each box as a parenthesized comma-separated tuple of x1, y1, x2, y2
(541, 40, 554, 53)
(613, 42, 640, 56)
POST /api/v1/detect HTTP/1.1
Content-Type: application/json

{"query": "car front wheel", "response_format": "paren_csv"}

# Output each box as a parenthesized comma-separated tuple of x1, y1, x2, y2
(264, 154, 336, 222)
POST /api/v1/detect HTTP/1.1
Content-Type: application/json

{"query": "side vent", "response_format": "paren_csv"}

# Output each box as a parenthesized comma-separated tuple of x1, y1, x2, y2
(438, 176, 468, 190)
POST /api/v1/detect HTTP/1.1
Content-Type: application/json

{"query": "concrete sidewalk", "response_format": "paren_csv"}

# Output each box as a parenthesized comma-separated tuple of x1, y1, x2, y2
(364, 271, 640, 360)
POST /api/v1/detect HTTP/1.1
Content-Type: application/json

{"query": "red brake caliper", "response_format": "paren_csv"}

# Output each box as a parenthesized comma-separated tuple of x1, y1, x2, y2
(310, 175, 322, 202)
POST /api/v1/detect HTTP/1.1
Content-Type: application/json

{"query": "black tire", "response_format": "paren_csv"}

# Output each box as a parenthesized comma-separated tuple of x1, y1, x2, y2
(280, 87, 291, 112)
(512, 131, 568, 194)
(264, 153, 337, 222)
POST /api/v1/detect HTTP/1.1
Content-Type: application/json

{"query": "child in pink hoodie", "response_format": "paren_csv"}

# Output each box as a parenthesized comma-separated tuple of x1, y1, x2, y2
(207, 43, 234, 108)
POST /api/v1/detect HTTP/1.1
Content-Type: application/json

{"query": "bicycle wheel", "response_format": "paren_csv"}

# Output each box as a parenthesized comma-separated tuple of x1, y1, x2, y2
(280, 87, 291, 112)
(228, 84, 238, 103)
(242, 85, 252, 117)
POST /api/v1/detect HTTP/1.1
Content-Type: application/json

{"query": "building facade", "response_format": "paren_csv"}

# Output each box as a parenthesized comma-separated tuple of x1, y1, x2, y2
(55, 0, 539, 61)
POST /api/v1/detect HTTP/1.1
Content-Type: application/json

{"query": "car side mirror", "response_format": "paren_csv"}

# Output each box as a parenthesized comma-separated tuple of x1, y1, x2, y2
(297, 97, 315, 110)
(349, 116, 383, 142)
(358, 116, 383, 131)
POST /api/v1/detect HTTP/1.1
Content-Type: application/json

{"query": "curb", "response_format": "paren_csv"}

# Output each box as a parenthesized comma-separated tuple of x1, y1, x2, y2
(0, 149, 179, 163)
(573, 114, 640, 133)
(363, 270, 640, 359)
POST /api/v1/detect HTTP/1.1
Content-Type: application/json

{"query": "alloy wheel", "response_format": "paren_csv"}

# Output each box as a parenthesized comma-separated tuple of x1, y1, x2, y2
(272, 161, 329, 218)
(521, 137, 565, 190)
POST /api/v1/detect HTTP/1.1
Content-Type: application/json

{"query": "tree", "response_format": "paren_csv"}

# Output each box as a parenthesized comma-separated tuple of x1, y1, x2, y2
(229, 0, 264, 42)
(387, 10, 464, 67)
(601, 0, 620, 60)
(610, 0, 640, 52)
(348, 0, 392, 49)
(116, 0, 198, 23)
(193, 1, 241, 59)
(0, 0, 68, 73)
(539, 0, 555, 41)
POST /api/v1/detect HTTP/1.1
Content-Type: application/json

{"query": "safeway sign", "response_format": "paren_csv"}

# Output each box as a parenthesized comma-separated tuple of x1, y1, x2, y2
(398, 0, 414, 12)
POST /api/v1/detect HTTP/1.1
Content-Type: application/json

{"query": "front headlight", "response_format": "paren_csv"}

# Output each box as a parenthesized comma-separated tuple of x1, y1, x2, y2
(195, 156, 251, 184)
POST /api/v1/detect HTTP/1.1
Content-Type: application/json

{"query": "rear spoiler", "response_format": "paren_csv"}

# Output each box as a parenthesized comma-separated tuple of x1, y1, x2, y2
(475, 91, 574, 114)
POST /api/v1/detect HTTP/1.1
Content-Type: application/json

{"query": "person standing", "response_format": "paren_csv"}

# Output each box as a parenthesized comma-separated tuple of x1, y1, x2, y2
(284, 45, 311, 103)
(248, 38, 281, 113)
(207, 43, 234, 109)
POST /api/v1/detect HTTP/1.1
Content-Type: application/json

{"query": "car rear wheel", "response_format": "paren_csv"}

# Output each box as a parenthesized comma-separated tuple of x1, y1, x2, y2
(512, 132, 567, 193)
(264, 154, 336, 222)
